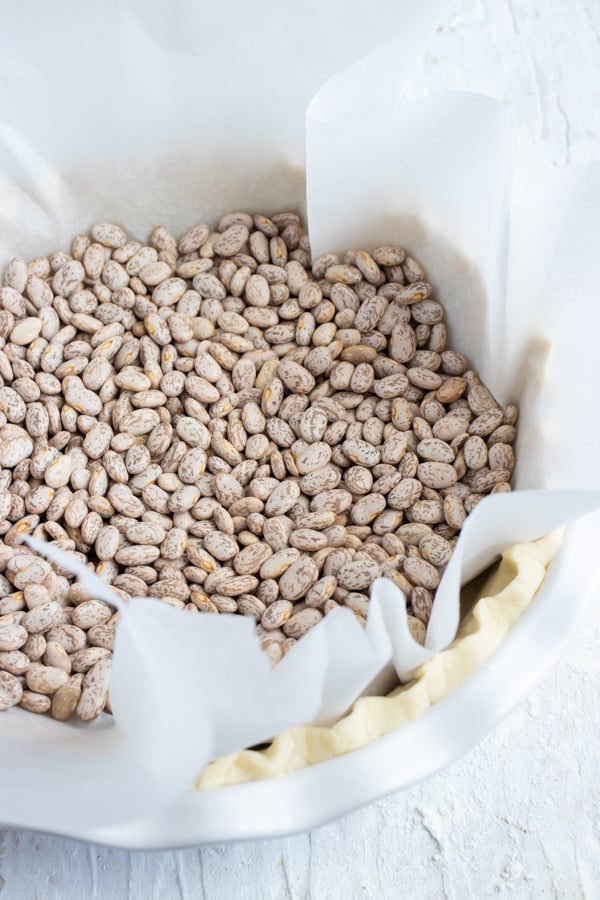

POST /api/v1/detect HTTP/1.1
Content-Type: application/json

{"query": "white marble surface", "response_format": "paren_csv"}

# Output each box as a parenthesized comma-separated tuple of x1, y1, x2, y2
(2, 0, 600, 896)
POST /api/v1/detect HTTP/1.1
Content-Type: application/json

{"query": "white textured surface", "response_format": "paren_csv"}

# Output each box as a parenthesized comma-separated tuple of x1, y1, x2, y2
(2, 0, 600, 896)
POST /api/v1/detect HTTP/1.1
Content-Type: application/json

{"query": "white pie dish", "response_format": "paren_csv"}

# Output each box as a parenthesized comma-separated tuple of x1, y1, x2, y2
(1, 0, 599, 851)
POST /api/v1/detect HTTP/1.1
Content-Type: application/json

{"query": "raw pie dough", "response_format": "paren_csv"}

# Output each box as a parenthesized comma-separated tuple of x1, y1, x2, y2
(195, 531, 562, 790)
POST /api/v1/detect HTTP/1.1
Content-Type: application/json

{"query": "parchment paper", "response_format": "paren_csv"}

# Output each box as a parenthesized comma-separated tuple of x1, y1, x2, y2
(1, 0, 599, 833)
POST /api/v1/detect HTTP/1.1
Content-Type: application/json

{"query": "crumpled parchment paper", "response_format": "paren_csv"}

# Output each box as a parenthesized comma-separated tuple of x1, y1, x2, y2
(0, 0, 599, 832)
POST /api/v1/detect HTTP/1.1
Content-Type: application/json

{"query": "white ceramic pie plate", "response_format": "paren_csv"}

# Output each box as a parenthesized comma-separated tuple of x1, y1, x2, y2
(7, 514, 578, 849)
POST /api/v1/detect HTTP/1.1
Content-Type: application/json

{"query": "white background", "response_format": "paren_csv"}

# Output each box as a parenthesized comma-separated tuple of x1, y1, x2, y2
(1, 0, 600, 896)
